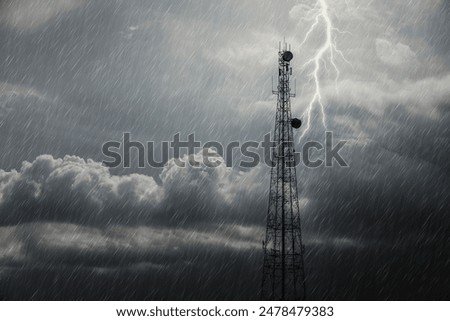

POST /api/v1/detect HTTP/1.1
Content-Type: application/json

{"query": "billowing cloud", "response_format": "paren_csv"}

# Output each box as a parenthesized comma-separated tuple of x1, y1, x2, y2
(0, 152, 266, 226)
(0, 154, 161, 225)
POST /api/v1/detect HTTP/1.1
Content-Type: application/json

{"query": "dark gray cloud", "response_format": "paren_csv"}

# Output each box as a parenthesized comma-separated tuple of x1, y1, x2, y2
(0, 0, 449, 300)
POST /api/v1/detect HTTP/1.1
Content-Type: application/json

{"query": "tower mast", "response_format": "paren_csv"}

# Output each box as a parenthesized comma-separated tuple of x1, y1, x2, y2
(261, 42, 306, 300)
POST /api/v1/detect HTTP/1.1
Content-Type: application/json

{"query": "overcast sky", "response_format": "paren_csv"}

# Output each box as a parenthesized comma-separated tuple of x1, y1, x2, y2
(0, 0, 449, 300)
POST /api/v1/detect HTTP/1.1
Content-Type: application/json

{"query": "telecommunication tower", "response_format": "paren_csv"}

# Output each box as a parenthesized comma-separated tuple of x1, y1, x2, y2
(261, 43, 306, 300)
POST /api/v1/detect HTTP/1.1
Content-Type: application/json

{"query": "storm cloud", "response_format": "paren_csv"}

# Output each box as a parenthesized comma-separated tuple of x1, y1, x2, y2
(0, 0, 449, 300)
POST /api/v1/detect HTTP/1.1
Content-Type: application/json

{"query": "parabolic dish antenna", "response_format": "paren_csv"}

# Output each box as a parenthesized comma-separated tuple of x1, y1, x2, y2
(291, 118, 302, 128)
(282, 51, 293, 62)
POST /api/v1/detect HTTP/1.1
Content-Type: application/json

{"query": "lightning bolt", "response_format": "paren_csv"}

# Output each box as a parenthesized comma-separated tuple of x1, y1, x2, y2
(298, 0, 352, 139)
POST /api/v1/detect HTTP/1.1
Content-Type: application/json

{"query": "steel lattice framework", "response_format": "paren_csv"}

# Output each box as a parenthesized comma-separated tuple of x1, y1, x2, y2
(261, 44, 306, 300)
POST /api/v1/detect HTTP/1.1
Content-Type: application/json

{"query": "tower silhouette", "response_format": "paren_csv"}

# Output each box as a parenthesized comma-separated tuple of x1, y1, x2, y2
(261, 43, 306, 300)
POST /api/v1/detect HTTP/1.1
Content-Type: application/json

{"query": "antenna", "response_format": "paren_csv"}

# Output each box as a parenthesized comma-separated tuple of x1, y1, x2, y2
(271, 76, 278, 95)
